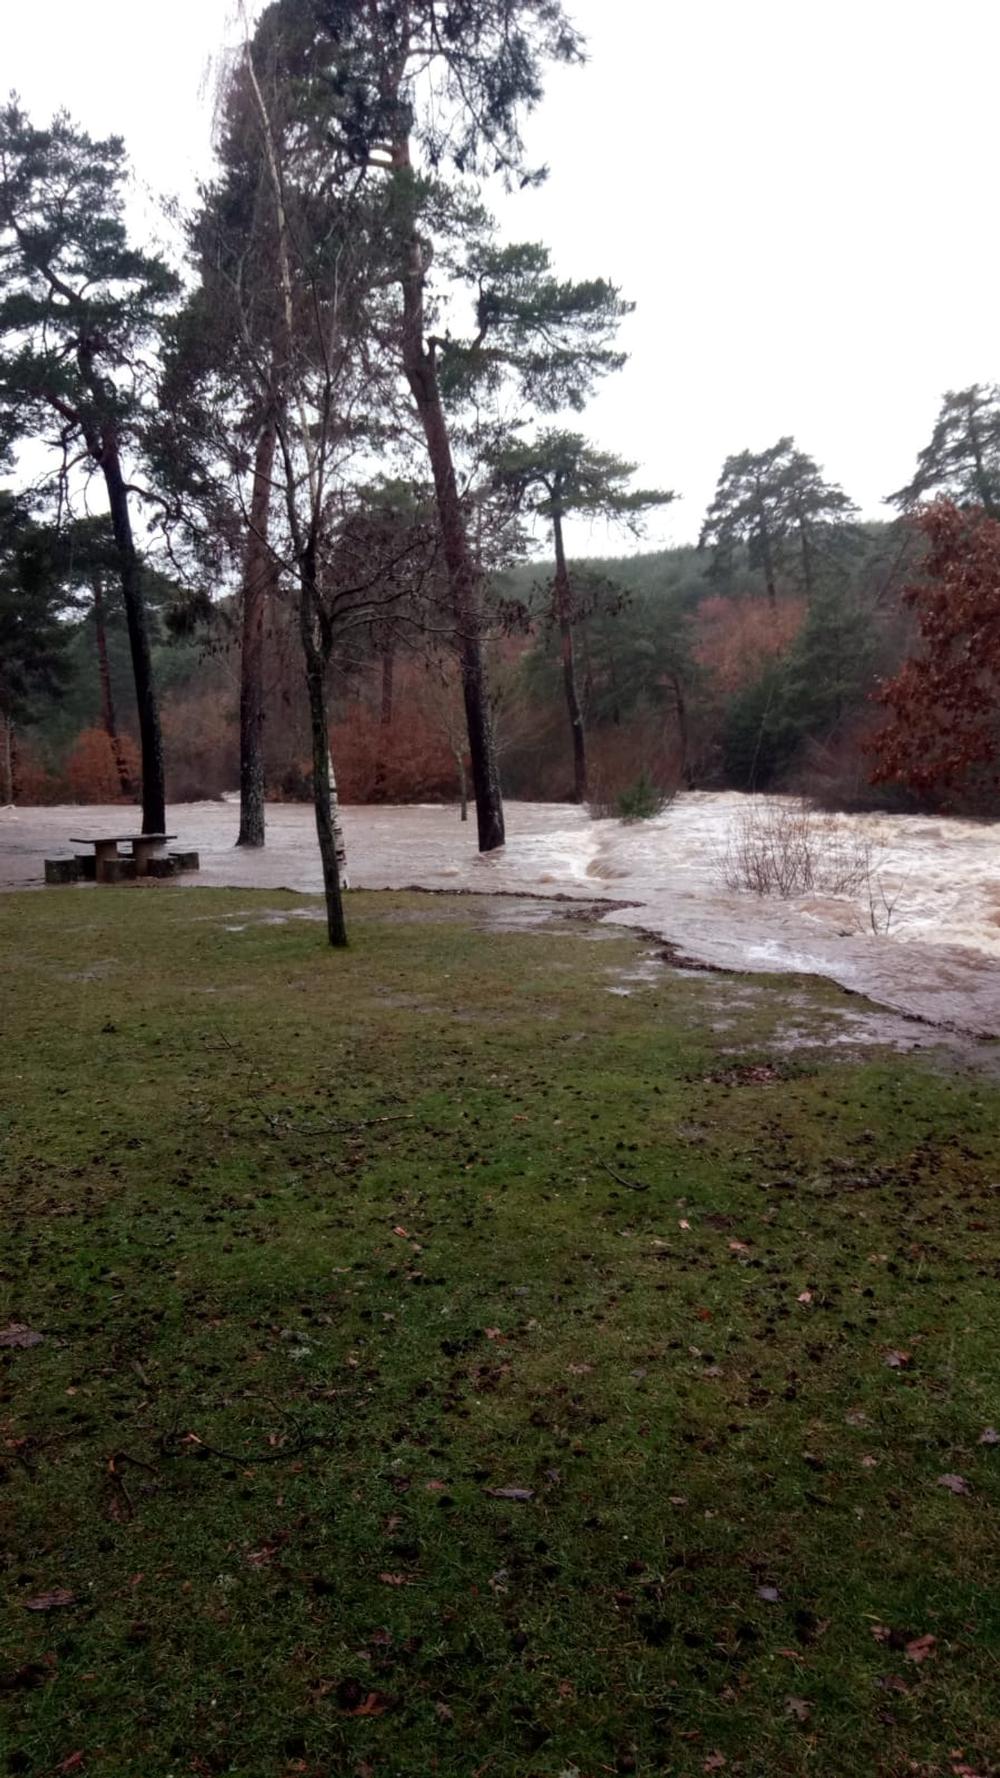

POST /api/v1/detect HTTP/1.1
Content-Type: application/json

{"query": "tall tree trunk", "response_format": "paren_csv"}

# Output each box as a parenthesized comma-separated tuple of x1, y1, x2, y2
(758, 520, 778, 607)
(1, 711, 13, 806)
(393, 147, 504, 853)
(552, 509, 588, 803)
(372, 640, 394, 799)
(237, 412, 277, 847)
(91, 572, 132, 796)
(798, 518, 814, 598)
(299, 555, 347, 947)
(100, 447, 165, 833)
(669, 670, 692, 786)
(327, 744, 349, 887)
(608, 645, 622, 727)
(967, 402, 997, 518)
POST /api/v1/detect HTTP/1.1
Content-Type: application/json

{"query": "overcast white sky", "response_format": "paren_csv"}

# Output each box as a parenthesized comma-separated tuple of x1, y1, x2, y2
(6, 0, 999, 553)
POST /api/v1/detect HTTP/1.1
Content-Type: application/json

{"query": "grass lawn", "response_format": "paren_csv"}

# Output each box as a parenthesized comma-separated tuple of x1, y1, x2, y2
(1, 886, 999, 1778)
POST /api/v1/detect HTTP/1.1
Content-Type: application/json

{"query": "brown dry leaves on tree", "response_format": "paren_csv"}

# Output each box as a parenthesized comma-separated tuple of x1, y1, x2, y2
(870, 500, 1000, 798)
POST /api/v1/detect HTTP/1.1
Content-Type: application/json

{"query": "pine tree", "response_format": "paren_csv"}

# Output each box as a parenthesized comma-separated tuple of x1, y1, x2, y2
(0, 493, 74, 803)
(700, 437, 857, 604)
(0, 102, 178, 831)
(491, 431, 672, 800)
(888, 384, 1000, 518)
(255, 0, 588, 851)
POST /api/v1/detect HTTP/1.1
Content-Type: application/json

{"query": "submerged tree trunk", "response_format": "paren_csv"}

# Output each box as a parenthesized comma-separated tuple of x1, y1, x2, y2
(299, 554, 347, 947)
(372, 640, 394, 799)
(237, 412, 277, 848)
(91, 572, 132, 796)
(551, 509, 588, 803)
(100, 447, 165, 833)
(393, 152, 504, 853)
(1, 712, 13, 806)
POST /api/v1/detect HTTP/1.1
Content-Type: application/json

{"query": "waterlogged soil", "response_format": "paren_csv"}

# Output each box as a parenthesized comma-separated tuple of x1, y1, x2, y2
(3, 886, 1000, 1778)
(3, 795, 1000, 1034)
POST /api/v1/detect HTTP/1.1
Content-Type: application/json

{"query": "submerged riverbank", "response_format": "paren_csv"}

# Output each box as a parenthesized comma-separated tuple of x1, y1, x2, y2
(3, 794, 999, 1034)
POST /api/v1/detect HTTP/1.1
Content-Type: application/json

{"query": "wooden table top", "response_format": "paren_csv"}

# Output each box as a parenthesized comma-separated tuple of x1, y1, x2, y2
(69, 834, 177, 846)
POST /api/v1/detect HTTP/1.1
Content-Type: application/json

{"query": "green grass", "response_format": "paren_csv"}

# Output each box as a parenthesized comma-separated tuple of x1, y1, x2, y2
(1, 886, 999, 1778)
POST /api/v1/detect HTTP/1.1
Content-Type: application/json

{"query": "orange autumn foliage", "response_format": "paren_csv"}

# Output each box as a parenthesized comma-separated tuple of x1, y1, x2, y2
(65, 727, 140, 803)
(693, 594, 805, 696)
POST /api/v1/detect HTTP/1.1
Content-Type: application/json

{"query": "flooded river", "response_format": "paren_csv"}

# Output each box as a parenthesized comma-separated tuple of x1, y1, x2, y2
(3, 794, 999, 1036)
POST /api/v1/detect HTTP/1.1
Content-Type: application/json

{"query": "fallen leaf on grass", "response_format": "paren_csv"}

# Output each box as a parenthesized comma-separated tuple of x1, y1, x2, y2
(884, 1350, 912, 1369)
(484, 1327, 504, 1341)
(54, 1755, 85, 1775)
(845, 1410, 868, 1427)
(694, 1307, 713, 1322)
(797, 1290, 814, 1305)
(904, 1633, 937, 1664)
(378, 1572, 417, 1587)
(484, 1487, 534, 1502)
(424, 1480, 447, 1493)
(392, 1226, 409, 1238)
(567, 1361, 593, 1375)
(0, 1323, 44, 1349)
(728, 1240, 750, 1254)
(861, 1455, 878, 1469)
(755, 1586, 780, 1603)
(678, 1219, 691, 1231)
(937, 1474, 970, 1495)
(785, 1697, 812, 1723)
(870, 1623, 891, 1644)
(978, 1427, 999, 1446)
(434, 1701, 454, 1723)
(343, 1691, 391, 1718)
(24, 1589, 75, 1612)
(703, 1755, 726, 1773)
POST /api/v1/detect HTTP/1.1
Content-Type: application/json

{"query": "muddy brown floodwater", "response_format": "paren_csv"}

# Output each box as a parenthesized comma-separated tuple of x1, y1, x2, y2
(3, 793, 999, 1037)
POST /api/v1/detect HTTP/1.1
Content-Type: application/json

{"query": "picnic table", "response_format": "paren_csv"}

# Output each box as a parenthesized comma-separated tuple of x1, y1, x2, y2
(70, 833, 177, 882)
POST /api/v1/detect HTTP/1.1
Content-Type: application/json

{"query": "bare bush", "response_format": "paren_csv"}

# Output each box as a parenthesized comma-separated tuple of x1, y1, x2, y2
(723, 799, 881, 898)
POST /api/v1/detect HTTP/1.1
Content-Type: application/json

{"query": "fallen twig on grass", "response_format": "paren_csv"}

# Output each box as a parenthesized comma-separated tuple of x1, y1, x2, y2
(595, 1156, 650, 1192)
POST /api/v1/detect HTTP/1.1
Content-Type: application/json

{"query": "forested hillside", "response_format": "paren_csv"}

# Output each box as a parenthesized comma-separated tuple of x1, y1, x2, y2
(0, 514, 941, 814)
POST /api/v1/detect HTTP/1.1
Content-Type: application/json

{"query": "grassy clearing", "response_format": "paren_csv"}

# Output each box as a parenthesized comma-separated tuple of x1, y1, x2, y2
(1, 887, 999, 1778)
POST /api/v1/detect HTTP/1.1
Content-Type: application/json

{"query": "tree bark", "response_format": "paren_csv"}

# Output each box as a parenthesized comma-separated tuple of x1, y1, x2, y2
(393, 148, 504, 853)
(967, 400, 998, 518)
(758, 518, 778, 607)
(299, 554, 347, 947)
(552, 508, 588, 803)
(668, 670, 692, 786)
(91, 572, 132, 796)
(1, 712, 13, 806)
(372, 640, 394, 799)
(797, 516, 814, 598)
(100, 446, 166, 833)
(236, 413, 277, 847)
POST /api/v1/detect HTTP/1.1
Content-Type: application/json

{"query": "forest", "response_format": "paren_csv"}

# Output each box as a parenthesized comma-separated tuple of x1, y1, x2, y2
(3, 1, 1000, 948)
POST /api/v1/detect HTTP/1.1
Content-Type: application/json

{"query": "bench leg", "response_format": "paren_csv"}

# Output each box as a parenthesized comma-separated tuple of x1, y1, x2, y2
(95, 842, 120, 884)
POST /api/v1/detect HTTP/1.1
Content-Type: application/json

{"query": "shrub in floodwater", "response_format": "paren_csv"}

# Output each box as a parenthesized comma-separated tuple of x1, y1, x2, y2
(723, 798, 883, 899)
(614, 770, 672, 822)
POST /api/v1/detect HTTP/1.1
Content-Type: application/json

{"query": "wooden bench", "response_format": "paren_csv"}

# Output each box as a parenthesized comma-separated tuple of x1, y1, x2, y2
(69, 834, 177, 883)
